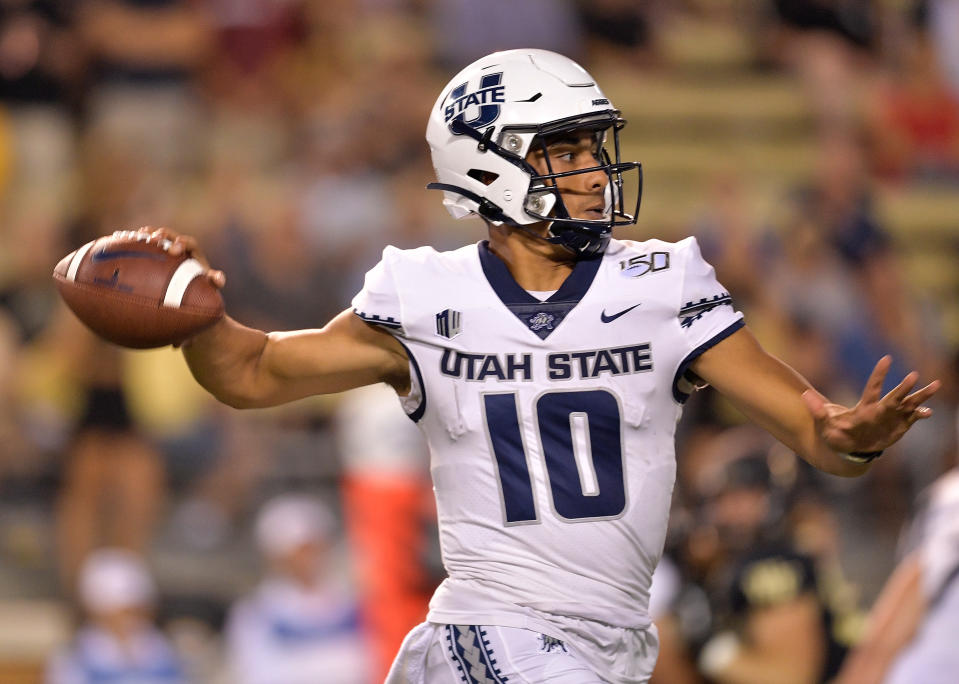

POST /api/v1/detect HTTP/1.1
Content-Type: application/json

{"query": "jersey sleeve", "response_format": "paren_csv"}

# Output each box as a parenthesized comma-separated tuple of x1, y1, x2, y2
(351, 246, 405, 335)
(672, 237, 745, 402)
(350, 247, 427, 422)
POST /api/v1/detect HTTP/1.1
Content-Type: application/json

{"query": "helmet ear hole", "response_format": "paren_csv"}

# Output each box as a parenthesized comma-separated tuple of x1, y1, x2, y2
(467, 169, 500, 186)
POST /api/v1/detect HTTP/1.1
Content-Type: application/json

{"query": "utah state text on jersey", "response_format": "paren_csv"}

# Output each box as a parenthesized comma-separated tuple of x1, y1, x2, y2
(439, 343, 652, 382)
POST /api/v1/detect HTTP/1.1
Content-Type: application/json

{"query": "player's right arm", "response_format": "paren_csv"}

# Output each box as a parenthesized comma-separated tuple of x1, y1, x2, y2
(182, 311, 410, 408)
(150, 228, 411, 408)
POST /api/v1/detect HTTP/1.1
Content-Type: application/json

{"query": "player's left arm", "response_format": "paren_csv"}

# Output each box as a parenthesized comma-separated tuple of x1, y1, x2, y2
(690, 326, 940, 477)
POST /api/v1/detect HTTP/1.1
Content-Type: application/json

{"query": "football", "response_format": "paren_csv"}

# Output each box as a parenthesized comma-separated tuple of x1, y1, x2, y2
(52, 230, 224, 348)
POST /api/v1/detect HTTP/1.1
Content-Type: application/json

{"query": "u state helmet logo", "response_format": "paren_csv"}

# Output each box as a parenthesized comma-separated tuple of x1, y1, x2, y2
(444, 72, 505, 133)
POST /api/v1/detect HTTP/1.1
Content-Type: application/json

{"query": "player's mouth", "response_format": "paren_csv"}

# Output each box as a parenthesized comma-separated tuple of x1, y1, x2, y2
(582, 205, 608, 220)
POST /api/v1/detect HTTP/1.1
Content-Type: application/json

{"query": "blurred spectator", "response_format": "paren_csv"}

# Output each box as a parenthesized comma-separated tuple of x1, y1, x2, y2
(203, 0, 305, 106)
(336, 384, 435, 681)
(49, 312, 165, 590)
(690, 171, 804, 370)
(206, 175, 341, 332)
(46, 548, 188, 684)
(836, 466, 959, 684)
(223, 494, 369, 684)
(119, 344, 257, 553)
(648, 554, 703, 684)
(0, 192, 72, 485)
(766, 195, 876, 391)
(55, 368, 166, 591)
(575, 0, 658, 65)
(0, 310, 34, 485)
(0, 190, 68, 344)
(78, 0, 213, 172)
(685, 428, 860, 684)
(0, 0, 80, 107)
(765, 0, 878, 132)
(200, 0, 306, 177)
(769, 131, 932, 392)
(771, 0, 877, 51)
(0, 0, 81, 201)
(865, 25, 959, 185)
(928, 0, 959, 95)
(693, 172, 766, 311)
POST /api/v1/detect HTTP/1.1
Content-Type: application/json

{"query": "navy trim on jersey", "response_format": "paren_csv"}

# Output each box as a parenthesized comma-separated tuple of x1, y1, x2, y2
(679, 293, 733, 329)
(445, 625, 509, 684)
(478, 240, 601, 340)
(353, 309, 402, 329)
(671, 319, 745, 403)
(395, 338, 427, 423)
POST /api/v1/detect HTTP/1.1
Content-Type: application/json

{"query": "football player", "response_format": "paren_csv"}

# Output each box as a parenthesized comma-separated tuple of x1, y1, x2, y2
(835, 466, 959, 684)
(153, 49, 939, 683)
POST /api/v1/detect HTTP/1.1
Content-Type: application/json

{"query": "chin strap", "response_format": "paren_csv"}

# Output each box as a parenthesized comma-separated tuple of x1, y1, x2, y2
(546, 224, 610, 256)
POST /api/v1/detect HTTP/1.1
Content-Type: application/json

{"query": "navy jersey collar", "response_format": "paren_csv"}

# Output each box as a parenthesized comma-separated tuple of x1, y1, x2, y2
(477, 240, 602, 339)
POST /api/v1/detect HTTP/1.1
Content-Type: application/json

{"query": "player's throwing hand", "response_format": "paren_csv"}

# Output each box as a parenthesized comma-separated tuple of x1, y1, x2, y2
(141, 226, 227, 289)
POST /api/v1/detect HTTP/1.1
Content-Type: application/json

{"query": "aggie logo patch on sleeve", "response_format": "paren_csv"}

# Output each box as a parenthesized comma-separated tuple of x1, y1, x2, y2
(436, 308, 462, 339)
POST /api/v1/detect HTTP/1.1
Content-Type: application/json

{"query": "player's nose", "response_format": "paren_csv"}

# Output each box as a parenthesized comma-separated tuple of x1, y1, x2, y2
(582, 164, 608, 192)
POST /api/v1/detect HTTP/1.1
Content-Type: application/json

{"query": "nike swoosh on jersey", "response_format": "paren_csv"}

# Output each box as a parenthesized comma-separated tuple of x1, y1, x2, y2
(600, 303, 641, 323)
(91, 249, 164, 262)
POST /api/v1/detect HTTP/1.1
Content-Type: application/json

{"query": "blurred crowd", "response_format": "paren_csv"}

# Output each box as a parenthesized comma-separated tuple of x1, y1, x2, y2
(0, 0, 956, 683)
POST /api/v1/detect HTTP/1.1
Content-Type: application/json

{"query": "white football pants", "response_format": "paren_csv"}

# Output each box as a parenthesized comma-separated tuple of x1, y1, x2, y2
(385, 622, 609, 683)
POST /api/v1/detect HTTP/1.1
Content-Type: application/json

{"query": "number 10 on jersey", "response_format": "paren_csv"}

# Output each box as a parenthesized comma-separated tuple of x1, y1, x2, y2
(482, 389, 627, 524)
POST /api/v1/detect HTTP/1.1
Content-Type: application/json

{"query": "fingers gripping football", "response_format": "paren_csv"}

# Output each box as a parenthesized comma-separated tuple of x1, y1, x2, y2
(141, 226, 226, 288)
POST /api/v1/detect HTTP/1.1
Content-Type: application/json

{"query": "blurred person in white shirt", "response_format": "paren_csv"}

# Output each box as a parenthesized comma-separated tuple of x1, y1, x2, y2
(837, 465, 959, 684)
(46, 548, 188, 684)
(224, 494, 369, 684)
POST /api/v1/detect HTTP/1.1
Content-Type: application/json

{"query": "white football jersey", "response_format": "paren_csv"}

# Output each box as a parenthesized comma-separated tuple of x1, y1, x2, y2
(352, 237, 742, 663)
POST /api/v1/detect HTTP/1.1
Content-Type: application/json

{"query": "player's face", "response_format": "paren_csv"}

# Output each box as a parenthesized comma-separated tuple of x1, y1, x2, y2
(526, 129, 609, 222)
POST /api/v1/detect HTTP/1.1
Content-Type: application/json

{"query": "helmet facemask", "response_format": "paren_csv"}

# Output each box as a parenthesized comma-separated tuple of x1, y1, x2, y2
(517, 112, 643, 257)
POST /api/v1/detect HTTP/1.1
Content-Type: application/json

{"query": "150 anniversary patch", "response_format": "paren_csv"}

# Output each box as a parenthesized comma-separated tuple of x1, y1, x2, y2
(619, 252, 670, 278)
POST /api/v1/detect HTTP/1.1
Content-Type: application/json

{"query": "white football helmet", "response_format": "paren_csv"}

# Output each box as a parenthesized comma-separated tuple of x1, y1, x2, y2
(426, 49, 642, 256)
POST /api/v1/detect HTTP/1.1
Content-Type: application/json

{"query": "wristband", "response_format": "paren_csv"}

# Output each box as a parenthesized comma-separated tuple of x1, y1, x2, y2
(841, 450, 884, 464)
